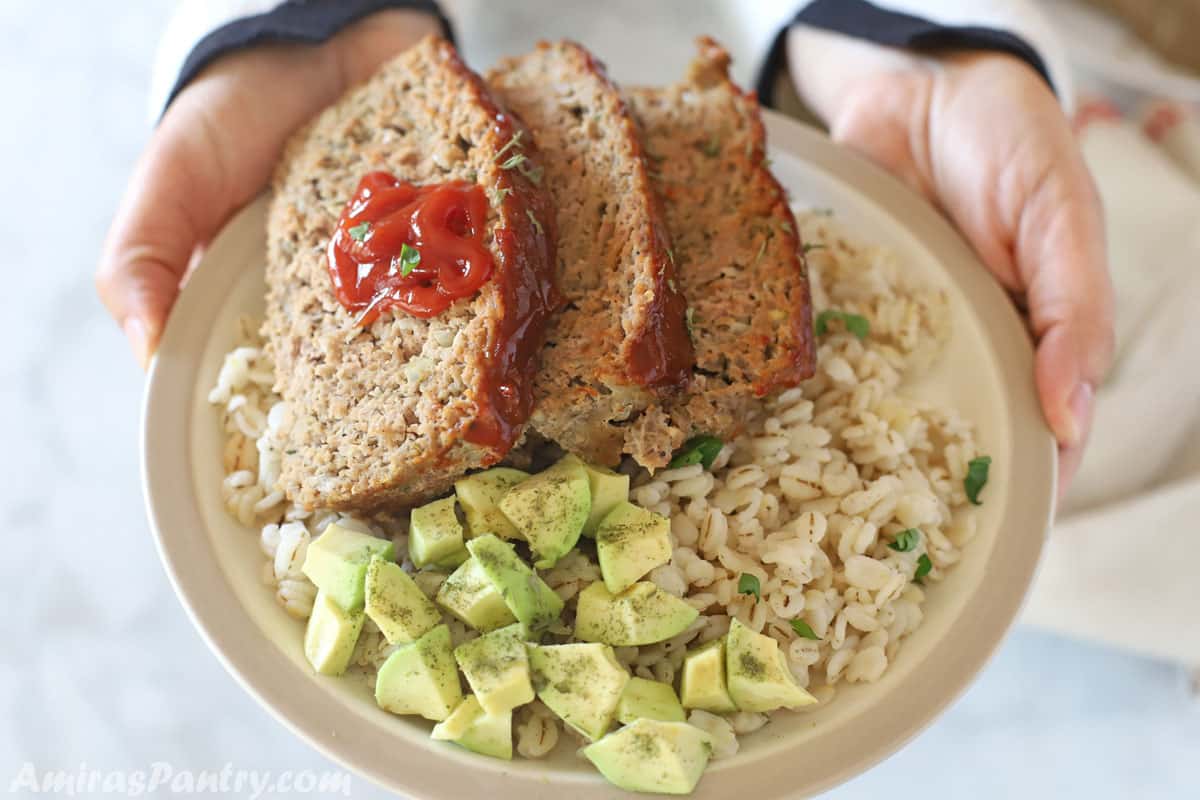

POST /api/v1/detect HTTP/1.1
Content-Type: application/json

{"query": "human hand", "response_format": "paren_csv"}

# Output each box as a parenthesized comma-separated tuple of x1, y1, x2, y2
(787, 30, 1115, 494)
(96, 9, 440, 368)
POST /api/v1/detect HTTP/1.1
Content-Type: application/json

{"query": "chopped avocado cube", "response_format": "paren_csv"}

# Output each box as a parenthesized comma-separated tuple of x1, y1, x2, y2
(616, 677, 686, 724)
(301, 523, 395, 612)
(498, 455, 591, 568)
(435, 557, 517, 632)
(409, 496, 468, 569)
(595, 501, 672, 593)
(303, 589, 365, 676)
(553, 455, 633, 537)
(574, 581, 699, 646)
(528, 642, 630, 741)
(583, 718, 713, 795)
(466, 535, 564, 634)
(726, 618, 817, 712)
(364, 555, 441, 644)
(680, 639, 737, 713)
(375, 624, 462, 721)
(431, 696, 513, 760)
(454, 624, 535, 715)
(455, 468, 529, 540)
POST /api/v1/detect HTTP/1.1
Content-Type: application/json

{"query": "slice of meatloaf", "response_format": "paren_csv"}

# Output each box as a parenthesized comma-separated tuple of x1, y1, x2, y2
(487, 41, 694, 466)
(623, 37, 817, 467)
(264, 36, 558, 511)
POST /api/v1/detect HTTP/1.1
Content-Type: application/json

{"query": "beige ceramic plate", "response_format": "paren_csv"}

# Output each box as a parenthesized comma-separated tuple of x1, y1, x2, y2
(143, 112, 1056, 799)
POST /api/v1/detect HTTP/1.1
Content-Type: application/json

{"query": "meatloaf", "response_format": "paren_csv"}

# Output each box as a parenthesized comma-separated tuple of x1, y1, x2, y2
(623, 38, 817, 467)
(264, 35, 558, 511)
(487, 41, 694, 466)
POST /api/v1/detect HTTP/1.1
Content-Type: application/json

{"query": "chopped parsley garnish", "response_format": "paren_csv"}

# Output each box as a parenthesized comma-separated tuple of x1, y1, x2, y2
(666, 247, 675, 265)
(814, 309, 869, 340)
(701, 137, 721, 158)
(526, 209, 543, 235)
(685, 307, 695, 334)
(489, 186, 512, 205)
(754, 238, 768, 265)
(888, 529, 920, 552)
(964, 456, 992, 505)
(493, 130, 523, 162)
(348, 221, 371, 242)
(914, 553, 933, 583)
(789, 619, 819, 640)
(398, 243, 420, 277)
(518, 161, 544, 185)
(498, 152, 527, 171)
(738, 573, 761, 601)
(668, 435, 723, 470)
(801, 242, 826, 255)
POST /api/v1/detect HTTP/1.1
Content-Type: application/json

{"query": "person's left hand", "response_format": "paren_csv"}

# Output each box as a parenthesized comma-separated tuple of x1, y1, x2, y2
(787, 31, 1115, 494)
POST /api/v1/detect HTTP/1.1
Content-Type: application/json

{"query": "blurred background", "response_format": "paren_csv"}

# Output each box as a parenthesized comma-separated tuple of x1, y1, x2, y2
(1, 0, 1197, 797)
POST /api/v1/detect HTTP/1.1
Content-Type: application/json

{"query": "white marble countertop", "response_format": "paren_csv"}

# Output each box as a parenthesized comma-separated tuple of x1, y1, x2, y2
(1, 1, 1196, 797)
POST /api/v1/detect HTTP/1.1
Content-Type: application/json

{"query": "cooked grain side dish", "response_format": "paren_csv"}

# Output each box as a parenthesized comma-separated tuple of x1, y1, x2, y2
(208, 35, 990, 796)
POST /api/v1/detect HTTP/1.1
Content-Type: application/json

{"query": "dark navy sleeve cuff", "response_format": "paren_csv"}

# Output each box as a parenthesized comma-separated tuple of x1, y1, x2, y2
(755, 0, 1054, 109)
(165, 0, 454, 112)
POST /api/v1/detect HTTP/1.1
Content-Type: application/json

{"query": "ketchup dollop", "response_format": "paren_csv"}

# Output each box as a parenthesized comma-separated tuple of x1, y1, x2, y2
(328, 171, 494, 323)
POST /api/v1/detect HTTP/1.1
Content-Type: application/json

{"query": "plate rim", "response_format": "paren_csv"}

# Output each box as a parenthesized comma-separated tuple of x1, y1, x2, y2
(143, 110, 1056, 799)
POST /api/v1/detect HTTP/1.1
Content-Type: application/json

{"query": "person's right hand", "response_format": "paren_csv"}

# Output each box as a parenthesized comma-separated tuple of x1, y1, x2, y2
(96, 9, 440, 368)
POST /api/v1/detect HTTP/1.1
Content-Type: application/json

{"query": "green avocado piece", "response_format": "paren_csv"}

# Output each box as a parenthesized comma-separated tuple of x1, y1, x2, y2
(583, 718, 713, 795)
(574, 581, 699, 646)
(375, 624, 462, 721)
(595, 501, 672, 593)
(455, 468, 529, 541)
(301, 523, 395, 612)
(528, 642, 630, 741)
(303, 589, 365, 676)
(553, 455, 632, 538)
(435, 556, 517, 632)
(454, 624, 535, 715)
(466, 535, 564, 634)
(679, 638, 737, 713)
(409, 496, 469, 569)
(364, 555, 441, 644)
(726, 618, 817, 712)
(616, 677, 687, 724)
(431, 695, 513, 760)
(498, 456, 591, 568)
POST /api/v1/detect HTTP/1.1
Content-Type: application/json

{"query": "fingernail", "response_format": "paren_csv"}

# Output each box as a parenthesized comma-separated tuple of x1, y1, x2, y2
(1062, 381, 1094, 448)
(124, 317, 151, 370)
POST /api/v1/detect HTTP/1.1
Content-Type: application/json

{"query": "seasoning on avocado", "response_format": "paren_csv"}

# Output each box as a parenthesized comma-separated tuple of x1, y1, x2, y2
(888, 528, 920, 553)
(815, 309, 869, 340)
(964, 456, 992, 505)
(737, 573, 760, 601)
(668, 435, 723, 470)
